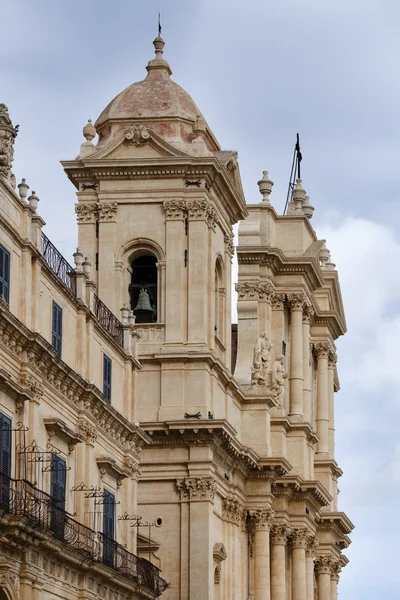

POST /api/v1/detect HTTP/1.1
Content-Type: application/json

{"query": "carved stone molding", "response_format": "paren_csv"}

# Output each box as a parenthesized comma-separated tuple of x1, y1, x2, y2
(330, 558, 342, 581)
(314, 555, 336, 575)
(186, 199, 210, 220)
(270, 524, 291, 545)
(176, 477, 217, 501)
(258, 280, 274, 302)
(163, 199, 186, 220)
(0, 319, 26, 356)
(78, 420, 97, 446)
(328, 348, 338, 368)
(0, 567, 19, 597)
(287, 292, 306, 311)
(290, 528, 309, 549)
(19, 373, 44, 402)
(125, 123, 150, 145)
(124, 457, 141, 481)
(223, 232, 235, 257)
(222, 497, 244, 525)
(314, 342, 331, 359)
(248, 508, 274, 531)
(306, 533, 319, 556)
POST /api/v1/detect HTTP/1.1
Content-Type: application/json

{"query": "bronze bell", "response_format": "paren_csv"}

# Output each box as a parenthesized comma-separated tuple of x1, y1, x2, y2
(134, 288, 153, 315)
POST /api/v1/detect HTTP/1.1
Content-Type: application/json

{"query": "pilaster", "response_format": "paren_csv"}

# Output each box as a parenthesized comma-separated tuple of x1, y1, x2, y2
(270, 524, 291, 600)
(287, 293, 306, 418)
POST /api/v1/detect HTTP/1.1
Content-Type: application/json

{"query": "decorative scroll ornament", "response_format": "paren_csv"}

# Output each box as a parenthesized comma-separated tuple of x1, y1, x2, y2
(97, 202, 118, 220)
(302, 302, 315, 324)
(176, 477, 217, 501)
(248, 508, 274, 530)
(235, 282, 260, 300)
(0, 104, 19, 189)
(270, 524, 291, 544)
(314, 341, 331, 359)
(271, 292, 286, 310)
(314, 555, 336, 575)
(75, 203, 97, 222)
(125, 123, 150, 145)
(186, 199, 211, 220)
(251, 333, 273, 386)
(328, 348, 338, 368)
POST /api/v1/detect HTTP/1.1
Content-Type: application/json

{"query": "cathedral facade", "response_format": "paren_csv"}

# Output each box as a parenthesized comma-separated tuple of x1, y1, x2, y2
(0, 36, 352, 600)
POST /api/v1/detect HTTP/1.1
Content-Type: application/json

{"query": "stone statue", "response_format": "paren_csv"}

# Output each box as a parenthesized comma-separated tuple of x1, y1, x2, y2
(0, 104, 18, 189)
(271, 355, 288, 406)
(251, 333, 273, 385)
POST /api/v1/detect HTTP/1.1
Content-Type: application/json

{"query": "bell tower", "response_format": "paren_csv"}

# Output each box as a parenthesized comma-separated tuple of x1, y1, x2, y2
(63, 36, 247, 421)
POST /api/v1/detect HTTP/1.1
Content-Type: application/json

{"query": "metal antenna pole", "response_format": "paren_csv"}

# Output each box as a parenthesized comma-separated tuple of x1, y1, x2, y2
(158, 12, 162, 37)
(284, 133, 302, 214)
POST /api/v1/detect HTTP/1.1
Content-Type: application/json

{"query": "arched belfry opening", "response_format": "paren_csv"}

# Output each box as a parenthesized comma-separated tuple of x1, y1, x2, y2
(129, 254, 158, 323)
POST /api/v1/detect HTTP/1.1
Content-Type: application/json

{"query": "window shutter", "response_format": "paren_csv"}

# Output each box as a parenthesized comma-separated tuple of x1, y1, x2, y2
(0, 245, 10, 304)
(52, 301, 63, 358)
(0, 414, 12, 511)
(51, 454, 66, 509)
(103, 355, 112, 402)
(102, 489, 115, 565)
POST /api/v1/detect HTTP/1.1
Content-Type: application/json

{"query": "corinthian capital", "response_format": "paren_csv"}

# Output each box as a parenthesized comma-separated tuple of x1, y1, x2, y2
(290, 528, 309, 548)
(328, 348, 338, 368)
(222, 497, 244, 525)
(302, 303, 315, 324)
(223, 232, 235, 257)
(314, 342, 331, 359)
(314, 555, 336, 575)
(306, 533, 319, 556)
(270, 524, 291, 545)
(163, 199, 186, 219)
(271, 292, 286, 310)
(235, 282, 260, 300)
(287, 292, 306, 311)
(176, 477, 217, 501)
(248, 508, 274, 531)
(97, 202, 118, 221)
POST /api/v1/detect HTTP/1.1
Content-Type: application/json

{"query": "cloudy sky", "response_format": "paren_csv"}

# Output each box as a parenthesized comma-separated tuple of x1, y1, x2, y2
(3, 1, 399, 597)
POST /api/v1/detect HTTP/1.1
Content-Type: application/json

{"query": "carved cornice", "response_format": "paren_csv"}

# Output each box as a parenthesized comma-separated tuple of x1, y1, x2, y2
(75, 202, 118, 223)
(247, 508, 274, 531)
(222, 497, 244, 525)
(176, 477, 217, 501)
(270, 524, 291, 545)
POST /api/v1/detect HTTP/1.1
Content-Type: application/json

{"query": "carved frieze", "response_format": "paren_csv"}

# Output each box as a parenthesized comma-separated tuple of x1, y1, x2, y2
(20, 373, 44, 402)
(176, 477, 217, 501)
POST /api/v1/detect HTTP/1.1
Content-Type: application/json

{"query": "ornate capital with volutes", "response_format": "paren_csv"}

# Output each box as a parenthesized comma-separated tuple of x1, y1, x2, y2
(176, 477, 217, 501)
(163, 199, 186, 220)
(271, 292, 286, 310)
(258, 280, 274, 303)
(306, 534, 319, 556)
(330, 558, 342, 581)
(328, 348, 338, 368)
(125, 123, 150, 145)
(75, 203, 97, 222)
(302, 302, 315, 324)
(97, 202, 118, 221)
(223, 232, 235, 257)
(248, 508, 274, 531)
(235, 282, 260, 300)
(270, 523, 291, 545)
(314, 555, 336, 575)
(290, 528, 309, 549)
(287, 292, 307, 312)
(222, 497, 244, 525)
(314, 341, 331, 359)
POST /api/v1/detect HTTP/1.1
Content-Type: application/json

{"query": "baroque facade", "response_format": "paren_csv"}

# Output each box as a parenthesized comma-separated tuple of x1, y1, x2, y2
(0, 36, 352, 600)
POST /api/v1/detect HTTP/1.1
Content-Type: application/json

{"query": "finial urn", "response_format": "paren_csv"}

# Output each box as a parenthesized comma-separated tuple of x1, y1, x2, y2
(257, 170, 274, 205)
(17, 178, 29, 203)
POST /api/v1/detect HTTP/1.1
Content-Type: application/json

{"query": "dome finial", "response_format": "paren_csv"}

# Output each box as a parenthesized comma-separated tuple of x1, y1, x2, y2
(146, 18, 172, 77)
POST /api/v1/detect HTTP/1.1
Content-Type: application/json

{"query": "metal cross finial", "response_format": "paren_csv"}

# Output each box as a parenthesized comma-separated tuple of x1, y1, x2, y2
(284, 133, 304, 214)
(158, 12, 162, 36)
(295, 133, 302, 179)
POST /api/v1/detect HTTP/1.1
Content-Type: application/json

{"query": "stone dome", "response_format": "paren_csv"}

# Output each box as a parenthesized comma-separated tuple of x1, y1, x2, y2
(94, 37, 220, 153)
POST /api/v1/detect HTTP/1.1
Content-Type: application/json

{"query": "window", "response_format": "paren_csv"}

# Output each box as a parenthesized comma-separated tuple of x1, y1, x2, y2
(130, 254, 158, 323)
(103, 489, 115, 566)
(50, 453, 66, 539)
(52, 301, 63, 358)
(0, 413, 12, 510)
(103, 354, 112, 402)
(0, 245, 10, 304)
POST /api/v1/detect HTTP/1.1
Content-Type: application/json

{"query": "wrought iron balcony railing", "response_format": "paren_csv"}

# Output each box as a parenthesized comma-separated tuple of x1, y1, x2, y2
(0, 474, 168, 596)
(93, 294, 124, 348)
(41, 232, 77, 297)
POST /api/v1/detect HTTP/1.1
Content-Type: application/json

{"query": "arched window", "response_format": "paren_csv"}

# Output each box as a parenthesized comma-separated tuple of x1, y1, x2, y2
(129, 253, 158, 323)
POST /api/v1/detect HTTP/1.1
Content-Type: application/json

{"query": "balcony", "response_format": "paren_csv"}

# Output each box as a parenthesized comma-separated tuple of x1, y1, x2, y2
(0, 474, 168, 596)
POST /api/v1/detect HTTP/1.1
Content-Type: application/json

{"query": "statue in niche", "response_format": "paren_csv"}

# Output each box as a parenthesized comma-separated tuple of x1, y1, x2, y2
(271, 355, 288, 406)
(251, 333, 273, 385)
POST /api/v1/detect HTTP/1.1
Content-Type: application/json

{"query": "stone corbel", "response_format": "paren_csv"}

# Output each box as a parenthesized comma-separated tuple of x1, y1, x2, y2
(44, 418, 84, 453)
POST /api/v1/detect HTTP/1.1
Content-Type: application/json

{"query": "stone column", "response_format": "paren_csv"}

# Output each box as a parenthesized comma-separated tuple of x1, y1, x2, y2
(291, 529, 308, 600)
(328, 349, 337, 458)
(330, 560, 342, 600)
(302, 305, 314, 423)
(306, 535, 318, 600)
(96, 202, 118, 312)
(315, 557, 333, 600)
(270, 524, 290, 600)
(163, 200, 186, 343)
(315, 342, 331, 455)
(288, 293, 305, 417)
(250, 508, 274, 600)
